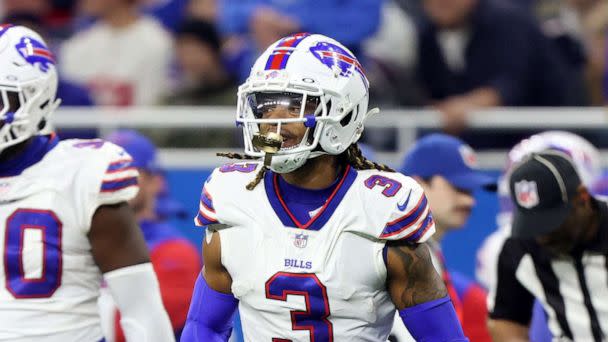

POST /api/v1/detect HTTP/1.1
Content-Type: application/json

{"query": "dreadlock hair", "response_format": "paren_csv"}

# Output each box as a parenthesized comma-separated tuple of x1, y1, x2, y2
(340, 143, 395, 172)
(216, 152, 267, 191)
(218, 142, 393, 191)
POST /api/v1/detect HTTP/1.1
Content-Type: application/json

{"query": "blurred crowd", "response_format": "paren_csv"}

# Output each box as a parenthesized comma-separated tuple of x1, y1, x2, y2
(2, 0, 606, 134)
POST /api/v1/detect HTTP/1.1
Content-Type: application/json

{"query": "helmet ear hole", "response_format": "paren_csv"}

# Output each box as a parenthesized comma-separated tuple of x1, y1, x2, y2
(38, 118, 47, 130)
(340, 111, 353, 127)
(339, 104, 361, 127)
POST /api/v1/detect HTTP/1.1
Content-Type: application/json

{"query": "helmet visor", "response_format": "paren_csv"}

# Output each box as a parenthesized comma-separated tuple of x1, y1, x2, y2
(0, 90, 22, 128)
(0, 90, 21, 114)
(246, 91, 321, 119)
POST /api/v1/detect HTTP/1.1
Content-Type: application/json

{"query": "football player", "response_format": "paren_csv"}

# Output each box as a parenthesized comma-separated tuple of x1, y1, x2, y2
(182, 33, 468, 341)
(0, 25, 174, 341)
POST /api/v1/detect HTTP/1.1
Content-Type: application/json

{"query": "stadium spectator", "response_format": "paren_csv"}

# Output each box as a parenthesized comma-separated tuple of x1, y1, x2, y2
(217, 0, 382, 81)
(101, 129, 201, 341)
(165, 18, 236, 106)
(416, 0, 573, 133)
(581, 0, 608, 104)
(399, 133, 495, 342)
(509, 0, 592, 105)
(60, 0, 172, 106)
(188, 0, 218, 23)
(363, 0, 423, 107)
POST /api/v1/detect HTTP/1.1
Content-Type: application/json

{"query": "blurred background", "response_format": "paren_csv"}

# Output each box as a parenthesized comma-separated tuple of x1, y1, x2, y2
(2, 0, 607, 282)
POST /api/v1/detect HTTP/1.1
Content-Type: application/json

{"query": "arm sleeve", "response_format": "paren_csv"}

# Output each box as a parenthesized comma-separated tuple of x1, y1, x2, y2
(181, 274, 239, 342)
(399, 296, 469, 341)
(104, 263, 175, 342)
(114, 241, 202, 342)
(379, 179, 435, 243)
(487, 238, 535, 325)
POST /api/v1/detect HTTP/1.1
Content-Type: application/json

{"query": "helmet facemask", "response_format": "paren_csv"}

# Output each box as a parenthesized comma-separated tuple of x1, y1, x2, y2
(0, 79, 60, 155)
(237, 85, 337, 173)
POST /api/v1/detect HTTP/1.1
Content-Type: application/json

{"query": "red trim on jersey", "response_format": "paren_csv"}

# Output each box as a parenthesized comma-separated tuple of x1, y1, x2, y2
(273, 165, 350, 229)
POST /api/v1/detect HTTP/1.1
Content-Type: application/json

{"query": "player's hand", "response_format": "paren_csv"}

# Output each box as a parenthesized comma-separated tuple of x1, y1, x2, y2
(250, 6, 300, 48)
(434, 96, 472, 135)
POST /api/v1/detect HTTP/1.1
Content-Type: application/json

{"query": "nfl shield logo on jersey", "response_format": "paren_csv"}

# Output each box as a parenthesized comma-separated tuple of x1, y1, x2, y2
(514, 180, 539, 209)
(294, 233, 308, 248)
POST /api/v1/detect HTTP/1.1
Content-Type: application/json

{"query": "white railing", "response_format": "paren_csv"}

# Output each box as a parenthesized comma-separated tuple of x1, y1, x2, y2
(52, 106, 608, 169)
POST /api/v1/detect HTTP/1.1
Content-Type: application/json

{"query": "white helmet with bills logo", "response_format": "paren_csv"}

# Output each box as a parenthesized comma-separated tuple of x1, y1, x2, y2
(0, 25, 60, 154)
(236, 33, 374, 173)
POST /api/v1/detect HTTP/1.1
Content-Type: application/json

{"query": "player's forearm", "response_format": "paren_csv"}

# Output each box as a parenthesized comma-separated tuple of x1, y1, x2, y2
(181, 274, 238, 342)
(400, 296, 469, 341)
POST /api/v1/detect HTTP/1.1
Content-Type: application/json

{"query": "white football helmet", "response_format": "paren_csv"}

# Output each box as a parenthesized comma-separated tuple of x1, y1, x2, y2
(0, 25, 60, 154)
(236, 33, 374, 173)
(497, 131, 601, 225)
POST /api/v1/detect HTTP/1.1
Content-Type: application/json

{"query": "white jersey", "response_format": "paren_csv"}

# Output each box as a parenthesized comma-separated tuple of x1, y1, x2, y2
(59, 17, 172, 106)
(194, 162, 435, 341)
(0, 138, 138, 341)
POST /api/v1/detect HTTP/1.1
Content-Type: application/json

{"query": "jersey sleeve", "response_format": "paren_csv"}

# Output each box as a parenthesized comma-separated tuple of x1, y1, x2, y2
(194, 169, 220, 227)
(77, 140, 139, 230)
(378, 177, 435, 243)
(96, 144, 139, 206)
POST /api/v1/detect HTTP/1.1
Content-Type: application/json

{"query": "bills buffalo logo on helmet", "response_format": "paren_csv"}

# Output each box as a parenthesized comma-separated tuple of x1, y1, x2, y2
(15, 36, 55, 73)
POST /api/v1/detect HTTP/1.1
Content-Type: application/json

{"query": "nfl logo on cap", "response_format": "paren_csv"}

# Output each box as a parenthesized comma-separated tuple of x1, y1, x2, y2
(514, 180, 539, 208)
(459, 144, 478, 168)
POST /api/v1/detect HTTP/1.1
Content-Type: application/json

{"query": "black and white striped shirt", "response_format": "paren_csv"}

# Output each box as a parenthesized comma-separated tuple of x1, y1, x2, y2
(489, 199, 608, 341)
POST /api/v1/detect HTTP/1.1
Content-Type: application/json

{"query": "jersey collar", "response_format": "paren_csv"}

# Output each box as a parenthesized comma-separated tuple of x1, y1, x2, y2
(264, 165, 358, 230)
(0, 134, 59, 178)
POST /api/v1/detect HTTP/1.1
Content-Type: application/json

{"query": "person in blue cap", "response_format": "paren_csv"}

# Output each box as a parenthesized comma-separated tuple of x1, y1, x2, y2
(103, 129, 201, 342)
(400, 133, 495, 342)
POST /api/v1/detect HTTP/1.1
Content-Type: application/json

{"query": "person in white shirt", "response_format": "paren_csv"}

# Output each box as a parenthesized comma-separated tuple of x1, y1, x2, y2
(60, 0, 172, 106)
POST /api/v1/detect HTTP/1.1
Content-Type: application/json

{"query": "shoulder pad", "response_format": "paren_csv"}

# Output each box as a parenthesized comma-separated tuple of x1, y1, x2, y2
(194, 162, 263, 227)
(358, 170, 435, 242)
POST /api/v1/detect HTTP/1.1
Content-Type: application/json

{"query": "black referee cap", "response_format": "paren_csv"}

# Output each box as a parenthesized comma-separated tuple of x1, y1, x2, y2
(509, 151, 582, 239)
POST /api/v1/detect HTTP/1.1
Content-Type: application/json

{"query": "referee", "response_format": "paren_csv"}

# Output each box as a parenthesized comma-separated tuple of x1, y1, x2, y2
(488, 151, 608, 342)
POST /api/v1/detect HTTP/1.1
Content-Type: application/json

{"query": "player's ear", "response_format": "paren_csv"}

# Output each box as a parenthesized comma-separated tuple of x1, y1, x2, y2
(151, 173, 164, 194)
(575, 185, 591, 208)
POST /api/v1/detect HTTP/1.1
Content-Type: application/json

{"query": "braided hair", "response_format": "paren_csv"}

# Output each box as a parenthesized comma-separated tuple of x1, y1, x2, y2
(341, 143, 395, 173)
(217, 143, 394, 191)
